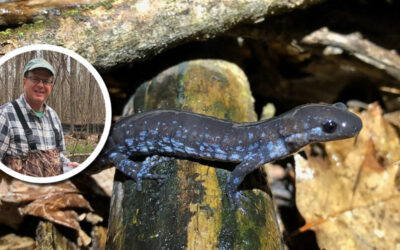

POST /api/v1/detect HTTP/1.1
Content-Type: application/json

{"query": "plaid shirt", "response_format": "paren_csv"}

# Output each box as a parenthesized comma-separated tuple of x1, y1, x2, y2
(0, 94, 70, 165)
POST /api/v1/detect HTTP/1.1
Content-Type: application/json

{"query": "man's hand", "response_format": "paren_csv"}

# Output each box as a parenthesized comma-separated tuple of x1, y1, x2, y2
(67, 162, 80, 168)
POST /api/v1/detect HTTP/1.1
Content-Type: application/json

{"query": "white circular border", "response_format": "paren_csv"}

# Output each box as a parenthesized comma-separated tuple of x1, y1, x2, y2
(0, 44, 112, 184)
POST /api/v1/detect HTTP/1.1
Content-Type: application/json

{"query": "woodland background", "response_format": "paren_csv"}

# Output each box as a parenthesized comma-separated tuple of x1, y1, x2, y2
(0, 51, 106, 134)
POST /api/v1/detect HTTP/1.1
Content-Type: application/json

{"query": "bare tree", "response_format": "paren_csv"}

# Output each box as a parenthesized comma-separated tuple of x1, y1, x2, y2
(2, 63, 8, 104)
(13, 55, 22, 100)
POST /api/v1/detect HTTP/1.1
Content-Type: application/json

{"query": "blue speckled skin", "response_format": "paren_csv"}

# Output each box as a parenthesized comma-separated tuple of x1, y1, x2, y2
(99, 102, 362, 212)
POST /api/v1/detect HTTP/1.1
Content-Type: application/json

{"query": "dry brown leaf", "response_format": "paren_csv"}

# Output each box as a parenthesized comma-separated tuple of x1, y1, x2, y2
(0, 172, 92, 232)
(20, 193, 92, 231)
(295, 103, 400, 249)
(384, 110, 400, 128)
(0, 173, 78, 203)
(90, 167, 115, 197)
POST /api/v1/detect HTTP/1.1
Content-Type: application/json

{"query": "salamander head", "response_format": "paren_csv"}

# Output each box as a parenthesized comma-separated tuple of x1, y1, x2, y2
(284, 102, 362, 145)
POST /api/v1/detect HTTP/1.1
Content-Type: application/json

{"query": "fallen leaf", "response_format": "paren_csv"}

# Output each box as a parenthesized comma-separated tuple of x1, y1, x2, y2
(87, 167, 115, 197)
(295, 103, 400, 249)
(0, 172, 92, 233)
(0, 173, 79, 203)
(384, 110, 400, 128)
(20, 193, 92, 231)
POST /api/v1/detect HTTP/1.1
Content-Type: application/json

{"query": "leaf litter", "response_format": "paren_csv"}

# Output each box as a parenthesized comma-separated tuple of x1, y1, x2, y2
(0, 173, 93, 245)
(295, 103, 400, 250)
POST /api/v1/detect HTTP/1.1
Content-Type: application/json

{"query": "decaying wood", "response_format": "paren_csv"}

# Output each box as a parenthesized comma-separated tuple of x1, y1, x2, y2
(36, 221, 79, 249)
(0, 0, 325, 70)
(0, 234, 35, 249)
(302, 27, 400, 81)
(0, 0, 98, 26)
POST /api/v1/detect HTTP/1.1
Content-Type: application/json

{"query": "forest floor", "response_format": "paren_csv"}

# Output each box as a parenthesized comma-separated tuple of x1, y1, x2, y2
(64, 133, 100, 163)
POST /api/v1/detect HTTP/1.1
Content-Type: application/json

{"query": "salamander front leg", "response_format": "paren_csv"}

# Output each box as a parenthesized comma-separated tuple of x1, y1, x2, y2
(108, 152, 168, 190)
(136, 155, 171, 189)
(226, 155, 264, 214)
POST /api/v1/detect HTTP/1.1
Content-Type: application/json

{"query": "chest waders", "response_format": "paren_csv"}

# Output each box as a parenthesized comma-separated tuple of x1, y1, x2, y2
(3, 101, 63, 177)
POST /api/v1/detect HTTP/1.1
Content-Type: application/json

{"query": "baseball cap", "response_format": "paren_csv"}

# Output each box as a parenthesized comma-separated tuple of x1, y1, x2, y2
(23, 58, 55, 76)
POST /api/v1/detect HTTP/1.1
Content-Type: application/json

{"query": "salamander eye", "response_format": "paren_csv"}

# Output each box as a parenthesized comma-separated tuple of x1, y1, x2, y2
(322, 120, 337, 133)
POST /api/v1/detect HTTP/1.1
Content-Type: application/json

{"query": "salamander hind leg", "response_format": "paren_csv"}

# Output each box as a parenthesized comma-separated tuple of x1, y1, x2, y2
(226, 155, 264, 214)
(137, 155, 172, 185)
(108, 152, 169, 190)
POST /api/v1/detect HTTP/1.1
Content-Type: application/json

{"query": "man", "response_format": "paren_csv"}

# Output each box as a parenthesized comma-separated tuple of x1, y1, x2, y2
(0, 58, 79, 177)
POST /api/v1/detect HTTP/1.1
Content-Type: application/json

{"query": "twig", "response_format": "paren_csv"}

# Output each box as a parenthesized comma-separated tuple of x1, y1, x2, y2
(302, 27, 400, 81)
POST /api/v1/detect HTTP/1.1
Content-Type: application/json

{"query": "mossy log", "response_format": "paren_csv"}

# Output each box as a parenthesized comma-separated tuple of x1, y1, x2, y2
(107, 60, 283, 249)
(0, 0, 324, 70)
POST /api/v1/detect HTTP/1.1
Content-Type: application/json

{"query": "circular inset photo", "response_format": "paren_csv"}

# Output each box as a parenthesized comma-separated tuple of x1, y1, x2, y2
(0, 44, 112, 183)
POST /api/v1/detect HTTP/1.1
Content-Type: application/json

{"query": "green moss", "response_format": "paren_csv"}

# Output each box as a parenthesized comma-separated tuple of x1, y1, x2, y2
(84, 0, 114, 10)
(46, 37, 53, 43)
(60, 9, 88, 22)
(0, 30, 12, 42)
(99, 0, 114, 10)
(0, 19, 48, 42)
(23, 20, 46, 32)
(65, 9, 81, 16)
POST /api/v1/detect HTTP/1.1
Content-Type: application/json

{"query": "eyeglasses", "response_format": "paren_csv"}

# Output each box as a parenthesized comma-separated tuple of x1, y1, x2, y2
(26, 76, 54, 86)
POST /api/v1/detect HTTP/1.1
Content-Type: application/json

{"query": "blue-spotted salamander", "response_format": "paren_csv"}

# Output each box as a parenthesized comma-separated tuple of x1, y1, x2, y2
(98, 102, 362, 212)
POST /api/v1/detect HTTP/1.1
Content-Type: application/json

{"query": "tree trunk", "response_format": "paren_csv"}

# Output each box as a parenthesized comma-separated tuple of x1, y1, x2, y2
(3, 62, 8, 104)
(70, 58, 77, 133)
(13, 55, 22, 100)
